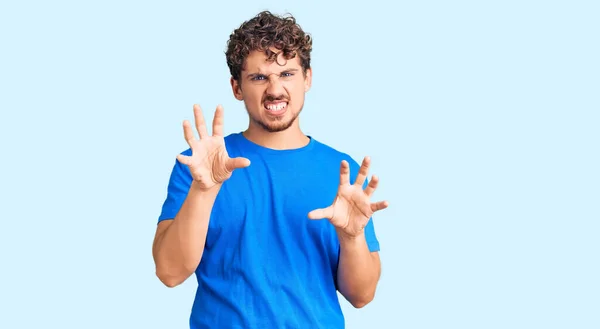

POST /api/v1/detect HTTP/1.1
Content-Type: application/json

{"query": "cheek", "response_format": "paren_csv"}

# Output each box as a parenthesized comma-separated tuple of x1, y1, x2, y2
(243, 89, 263, 106)
(249, 93, 262, 104)
(287, 82, 306, 102)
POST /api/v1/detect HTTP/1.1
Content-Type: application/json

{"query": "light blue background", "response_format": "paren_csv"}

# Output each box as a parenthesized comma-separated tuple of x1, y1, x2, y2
(1, 0, 598, 328)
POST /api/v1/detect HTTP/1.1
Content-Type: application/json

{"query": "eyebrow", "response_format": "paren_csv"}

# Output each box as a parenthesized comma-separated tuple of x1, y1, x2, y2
(246, 68, 300, 79)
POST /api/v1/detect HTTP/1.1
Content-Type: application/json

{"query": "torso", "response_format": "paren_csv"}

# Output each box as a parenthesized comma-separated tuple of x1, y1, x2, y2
(190, 133, 348, 329)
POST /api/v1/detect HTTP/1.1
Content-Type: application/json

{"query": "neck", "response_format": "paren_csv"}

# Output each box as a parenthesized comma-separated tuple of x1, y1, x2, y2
(243, 121, 310, 150)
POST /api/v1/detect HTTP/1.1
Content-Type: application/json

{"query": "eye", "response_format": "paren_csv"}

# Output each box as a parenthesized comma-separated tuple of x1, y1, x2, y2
(281, 72, 294, 77)
(251, 75, 267, 81)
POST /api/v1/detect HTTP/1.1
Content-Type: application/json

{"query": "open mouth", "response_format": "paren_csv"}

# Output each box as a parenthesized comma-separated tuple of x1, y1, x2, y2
(264, 101, 288, 116)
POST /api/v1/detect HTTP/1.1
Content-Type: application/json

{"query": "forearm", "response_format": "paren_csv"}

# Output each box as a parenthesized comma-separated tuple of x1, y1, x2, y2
(153, 182, 220, 287)
(336, 232, 381, 308)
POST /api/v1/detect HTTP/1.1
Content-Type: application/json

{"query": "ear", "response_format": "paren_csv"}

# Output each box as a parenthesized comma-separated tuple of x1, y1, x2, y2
(230, 77, 243, 101)
(304, 68, 312, 92)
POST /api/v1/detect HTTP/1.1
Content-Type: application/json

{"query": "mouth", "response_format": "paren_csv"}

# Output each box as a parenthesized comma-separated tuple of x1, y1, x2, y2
(263, 100, 288, 116)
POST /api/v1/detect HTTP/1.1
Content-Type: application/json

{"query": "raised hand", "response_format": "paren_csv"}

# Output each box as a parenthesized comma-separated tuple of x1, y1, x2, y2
(176, 104, 250, 190)
(308, 157, 388, 238)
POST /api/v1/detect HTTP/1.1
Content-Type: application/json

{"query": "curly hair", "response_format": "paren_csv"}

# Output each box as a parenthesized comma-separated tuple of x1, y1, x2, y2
(225, 11, 313, 82)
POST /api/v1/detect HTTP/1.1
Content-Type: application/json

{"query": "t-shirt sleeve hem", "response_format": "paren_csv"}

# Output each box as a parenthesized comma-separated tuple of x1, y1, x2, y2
(367, 240, 381, 252)
(157, 215, 175, 223)
(158, 207, 179, 223)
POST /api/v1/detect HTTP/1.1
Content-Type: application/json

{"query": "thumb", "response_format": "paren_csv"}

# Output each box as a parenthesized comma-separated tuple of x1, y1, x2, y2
(226, 157, 251, 171)
(308, 206, 334, 220)
(176, 154, 191, 166)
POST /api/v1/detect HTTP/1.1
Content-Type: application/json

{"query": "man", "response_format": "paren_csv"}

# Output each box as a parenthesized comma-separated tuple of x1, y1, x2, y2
(152, 11, 388, 329)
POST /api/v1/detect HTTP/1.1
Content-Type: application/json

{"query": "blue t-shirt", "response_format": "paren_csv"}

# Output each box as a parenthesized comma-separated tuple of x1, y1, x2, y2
(158, 132, 380, 329)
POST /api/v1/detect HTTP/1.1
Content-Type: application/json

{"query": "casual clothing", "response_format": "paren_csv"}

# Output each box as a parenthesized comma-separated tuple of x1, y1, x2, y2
(158, 132, 380, 329)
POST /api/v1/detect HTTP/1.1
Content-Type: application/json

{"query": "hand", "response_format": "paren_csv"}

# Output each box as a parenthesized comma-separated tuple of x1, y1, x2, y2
(308, 157, 388, 238)
(176, 104, 250, 190)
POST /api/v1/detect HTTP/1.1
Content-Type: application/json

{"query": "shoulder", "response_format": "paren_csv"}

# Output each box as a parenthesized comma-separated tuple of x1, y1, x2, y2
(224, 132, 242, 145)
(310, 139, 365, 185)
(310, 138, 361, 168)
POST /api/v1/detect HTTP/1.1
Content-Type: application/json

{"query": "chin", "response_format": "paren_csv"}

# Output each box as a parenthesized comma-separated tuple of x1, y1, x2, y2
(256, 118, 296, 133)
(254, 111, 300, 132)
(246, 102, 303, 133)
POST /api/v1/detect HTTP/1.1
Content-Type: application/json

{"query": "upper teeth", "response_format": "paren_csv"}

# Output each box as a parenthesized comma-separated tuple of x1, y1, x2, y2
(266, 103, 286, 111)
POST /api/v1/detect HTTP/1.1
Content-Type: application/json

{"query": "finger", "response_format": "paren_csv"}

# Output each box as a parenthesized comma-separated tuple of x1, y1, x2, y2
(193, 104, 209, 138)
(225, 157, 251, 171)
(212, 105, 224, 136)
(182, 120, 195, 147)
(364, 174, 379, 197)
(339, 160, 350, 185)
(308, 206, 334, 220)
(176, 154, 191, 166)
(370, 200, 389, 212)
(354, 156, 370, 187)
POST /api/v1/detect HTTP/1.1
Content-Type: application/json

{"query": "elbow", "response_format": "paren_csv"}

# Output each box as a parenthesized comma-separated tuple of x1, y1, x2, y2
(156, 271, 184, 288)
(350, 294, 375, 309)
(155, 266, 194, 288)
(159, 275, 183, 288)
(340, 281, 379, 308)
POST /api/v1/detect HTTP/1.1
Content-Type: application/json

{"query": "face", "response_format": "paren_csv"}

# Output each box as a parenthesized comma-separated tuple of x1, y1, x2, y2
(230, 49, 312, 133)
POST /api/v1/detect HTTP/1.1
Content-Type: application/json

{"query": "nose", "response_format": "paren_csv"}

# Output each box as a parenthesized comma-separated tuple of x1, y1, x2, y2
(266, 74, 285, 96)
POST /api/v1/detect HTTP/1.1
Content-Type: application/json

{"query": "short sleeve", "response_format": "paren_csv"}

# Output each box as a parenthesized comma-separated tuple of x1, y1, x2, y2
(158, 151, 193, 223)
(347, 156, 381, 252)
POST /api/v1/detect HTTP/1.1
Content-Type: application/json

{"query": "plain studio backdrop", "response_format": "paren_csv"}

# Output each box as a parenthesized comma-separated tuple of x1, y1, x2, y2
(0, 1, 598, 328)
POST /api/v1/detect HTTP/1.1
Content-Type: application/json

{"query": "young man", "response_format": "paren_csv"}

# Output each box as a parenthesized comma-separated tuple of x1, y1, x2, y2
(152, 11, 388, 329)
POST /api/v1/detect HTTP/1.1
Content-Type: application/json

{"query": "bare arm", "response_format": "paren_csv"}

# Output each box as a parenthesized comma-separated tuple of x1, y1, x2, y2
(337, 234, 381, 308)
(307, 156, 387, 308)
(152, 182, 221, 287)
(152, 104, 249, 288)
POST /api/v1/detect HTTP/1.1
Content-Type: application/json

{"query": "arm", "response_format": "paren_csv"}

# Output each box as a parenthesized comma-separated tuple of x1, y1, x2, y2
(337, 233, 381, 308)
(152, 182, 221, 287)
(307, 156, 387, 308)
(152, 104, 250, 288)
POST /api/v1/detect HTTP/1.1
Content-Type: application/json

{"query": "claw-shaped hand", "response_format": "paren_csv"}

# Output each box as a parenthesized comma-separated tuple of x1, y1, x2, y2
(308, 157, 388, 238)
(176, 104, 250, 191)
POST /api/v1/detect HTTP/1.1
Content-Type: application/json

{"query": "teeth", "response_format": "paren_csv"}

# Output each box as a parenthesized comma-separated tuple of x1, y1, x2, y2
(266, 102, 287, 111)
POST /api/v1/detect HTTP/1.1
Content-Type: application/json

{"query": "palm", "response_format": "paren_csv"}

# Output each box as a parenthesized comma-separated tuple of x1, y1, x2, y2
(177, 104, 250, 190)
(308, 157, 388, 238)
(328, 184, 375, 236)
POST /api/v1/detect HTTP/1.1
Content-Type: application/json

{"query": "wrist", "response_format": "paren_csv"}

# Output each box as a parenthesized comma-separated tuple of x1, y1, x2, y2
(336, 228, 366, 245)
(190, 181, 222, 194)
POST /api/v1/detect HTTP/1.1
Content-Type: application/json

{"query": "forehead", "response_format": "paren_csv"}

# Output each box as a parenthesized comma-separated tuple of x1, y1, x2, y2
(243, 49, 302, 73)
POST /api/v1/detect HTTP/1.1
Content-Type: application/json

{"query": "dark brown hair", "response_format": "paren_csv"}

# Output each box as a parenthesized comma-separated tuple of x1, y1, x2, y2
(225, 11, 312, 82)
